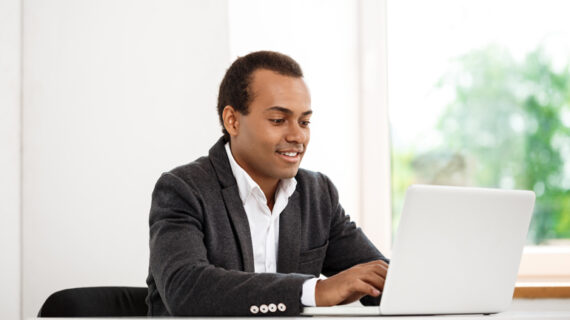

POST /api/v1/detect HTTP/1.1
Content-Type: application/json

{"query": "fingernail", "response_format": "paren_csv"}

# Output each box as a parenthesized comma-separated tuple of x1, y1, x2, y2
(373, 289, 380, 295)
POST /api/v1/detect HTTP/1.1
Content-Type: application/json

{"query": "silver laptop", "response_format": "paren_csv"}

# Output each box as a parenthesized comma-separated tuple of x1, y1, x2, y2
(302, 184, 535, 316)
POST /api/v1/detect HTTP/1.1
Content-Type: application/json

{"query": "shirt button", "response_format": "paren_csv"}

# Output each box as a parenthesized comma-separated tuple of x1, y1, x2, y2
(260, 304, 269, 313)
(250, 305, 259, 314)
(277, 303, 286, 312)
(268, 303, 277, 312)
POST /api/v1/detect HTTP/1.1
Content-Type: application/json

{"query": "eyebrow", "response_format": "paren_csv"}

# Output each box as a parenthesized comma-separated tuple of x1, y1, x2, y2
(265, 106, 313, 116)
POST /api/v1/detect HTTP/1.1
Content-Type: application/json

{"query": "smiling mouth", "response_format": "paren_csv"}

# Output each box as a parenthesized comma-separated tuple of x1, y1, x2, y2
(278, 151, 300, 157)
(276, 150, 302, 162)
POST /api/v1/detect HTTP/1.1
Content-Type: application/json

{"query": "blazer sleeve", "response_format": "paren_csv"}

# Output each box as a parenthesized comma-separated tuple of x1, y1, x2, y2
(319, 174, 390, 306)
(148, 173, 312, 316)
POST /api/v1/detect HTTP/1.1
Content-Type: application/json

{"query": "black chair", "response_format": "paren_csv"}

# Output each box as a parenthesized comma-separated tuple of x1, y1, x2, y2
(37, 286, 148, 317)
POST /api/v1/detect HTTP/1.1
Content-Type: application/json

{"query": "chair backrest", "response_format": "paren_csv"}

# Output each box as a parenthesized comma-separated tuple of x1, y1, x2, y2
(37, 286, 148, 317)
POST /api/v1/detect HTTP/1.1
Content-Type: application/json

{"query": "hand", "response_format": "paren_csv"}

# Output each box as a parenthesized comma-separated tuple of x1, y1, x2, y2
(315, 260, 388, 306)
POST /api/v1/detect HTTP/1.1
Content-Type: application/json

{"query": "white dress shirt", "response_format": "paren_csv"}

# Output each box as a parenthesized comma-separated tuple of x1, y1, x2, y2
(225, 143, 318, 306)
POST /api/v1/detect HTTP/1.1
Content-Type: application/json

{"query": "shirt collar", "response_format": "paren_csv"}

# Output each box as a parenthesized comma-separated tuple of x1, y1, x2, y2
(224, 142, 297, 205)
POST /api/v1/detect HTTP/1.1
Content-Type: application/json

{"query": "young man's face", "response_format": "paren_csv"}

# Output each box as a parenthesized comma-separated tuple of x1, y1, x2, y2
(228, 68, 312, 186)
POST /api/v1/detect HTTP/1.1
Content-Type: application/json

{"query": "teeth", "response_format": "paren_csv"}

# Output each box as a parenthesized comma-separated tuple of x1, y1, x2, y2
(280, 152, 297, 157)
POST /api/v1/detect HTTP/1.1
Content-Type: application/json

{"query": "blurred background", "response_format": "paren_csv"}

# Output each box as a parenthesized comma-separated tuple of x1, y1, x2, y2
(1, 0, 569, 319)
(388, 0, 570, 247)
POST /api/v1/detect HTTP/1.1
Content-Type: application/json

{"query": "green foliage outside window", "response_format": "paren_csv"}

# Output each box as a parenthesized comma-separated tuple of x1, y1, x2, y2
(392, 45, 570, 245)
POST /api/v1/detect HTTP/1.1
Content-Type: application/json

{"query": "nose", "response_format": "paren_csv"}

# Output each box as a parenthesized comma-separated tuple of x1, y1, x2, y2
(285, 121, 307, 144)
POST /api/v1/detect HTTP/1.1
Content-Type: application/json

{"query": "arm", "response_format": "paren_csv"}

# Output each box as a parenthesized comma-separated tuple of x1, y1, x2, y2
(149, 173, 312, 316)
(317, 175, 390, 306)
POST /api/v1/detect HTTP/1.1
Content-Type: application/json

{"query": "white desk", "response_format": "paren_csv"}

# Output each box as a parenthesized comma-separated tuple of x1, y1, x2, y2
(29, 299, 570, 319)
(28, 313, 570, 320)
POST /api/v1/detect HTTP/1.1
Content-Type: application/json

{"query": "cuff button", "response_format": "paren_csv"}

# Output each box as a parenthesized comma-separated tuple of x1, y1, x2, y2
(250, 305, 259, 314)
(260, 304, 269, 313)
(268, 303, 277, 312)
(277, 303, 286, 312)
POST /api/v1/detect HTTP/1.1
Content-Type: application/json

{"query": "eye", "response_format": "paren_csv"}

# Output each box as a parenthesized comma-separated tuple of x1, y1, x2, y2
(269, 119, 285, 125)
(299, 120, 311, 128)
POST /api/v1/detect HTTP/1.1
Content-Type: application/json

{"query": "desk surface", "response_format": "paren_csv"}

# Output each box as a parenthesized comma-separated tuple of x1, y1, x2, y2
(27, 313, 570, 320)
(29, 299, 570, 319)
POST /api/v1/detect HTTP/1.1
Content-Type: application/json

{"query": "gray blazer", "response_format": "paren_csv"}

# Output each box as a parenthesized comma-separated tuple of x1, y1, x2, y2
(146, 137, 387, 316)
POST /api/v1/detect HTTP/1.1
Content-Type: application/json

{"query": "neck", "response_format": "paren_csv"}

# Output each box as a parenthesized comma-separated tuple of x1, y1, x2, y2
(257, 178, 279, 211)
(227, 142, 279, 211)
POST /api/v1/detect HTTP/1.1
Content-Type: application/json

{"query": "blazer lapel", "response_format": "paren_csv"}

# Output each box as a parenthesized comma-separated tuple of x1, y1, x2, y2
(277, 191, 301, 273)
(209, 137, 303, 273)
(221, 186, 255, 272)
(209, 137, 255, 272)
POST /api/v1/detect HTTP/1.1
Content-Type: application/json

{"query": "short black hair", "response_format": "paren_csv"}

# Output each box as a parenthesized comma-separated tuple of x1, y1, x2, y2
(216, 50, 304, 140)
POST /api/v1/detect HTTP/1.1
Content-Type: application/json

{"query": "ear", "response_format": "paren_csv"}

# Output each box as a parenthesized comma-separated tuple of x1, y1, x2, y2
(222, 105, 240, 137)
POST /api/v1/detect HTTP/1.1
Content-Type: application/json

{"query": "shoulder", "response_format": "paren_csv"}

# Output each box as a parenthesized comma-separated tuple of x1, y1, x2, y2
(295, 168, 339, 202)
(169, 156, 212, 180)
(155, 155, 219, 195)
(296, 168, 331, 187)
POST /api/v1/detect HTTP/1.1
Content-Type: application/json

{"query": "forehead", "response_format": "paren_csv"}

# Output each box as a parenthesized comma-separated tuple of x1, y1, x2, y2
(248, 69, 311, 112)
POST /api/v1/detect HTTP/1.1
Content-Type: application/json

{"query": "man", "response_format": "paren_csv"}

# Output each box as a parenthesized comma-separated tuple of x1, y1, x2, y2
(146, 51, 389, 316)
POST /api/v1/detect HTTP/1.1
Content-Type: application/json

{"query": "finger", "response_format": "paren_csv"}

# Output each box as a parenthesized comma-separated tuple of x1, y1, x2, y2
(357, 262, 388, 279)
(349, 262, 388, 286)
(362, 260, 389, 272)
(369, 263, 389, 278)
(352, 279, 381, 297)
(358, 271, 386, 291)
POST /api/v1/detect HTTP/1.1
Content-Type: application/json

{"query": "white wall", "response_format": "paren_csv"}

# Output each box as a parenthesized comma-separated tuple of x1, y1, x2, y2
(4, 1, 384, 318)
(0, 0, 21, 319)
(21, 0, 229, 317)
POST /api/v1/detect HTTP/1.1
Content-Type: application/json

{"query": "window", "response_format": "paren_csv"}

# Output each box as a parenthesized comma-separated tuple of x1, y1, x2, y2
(387, 0, 570, 280)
